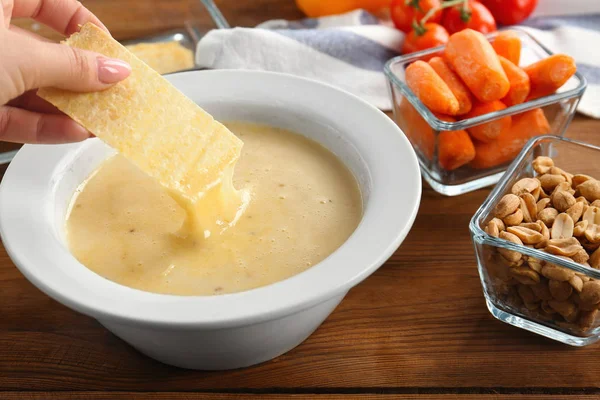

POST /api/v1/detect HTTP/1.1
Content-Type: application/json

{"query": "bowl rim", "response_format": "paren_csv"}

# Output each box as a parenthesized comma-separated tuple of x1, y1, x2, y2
(0, 69, 422, 329)
(384, 28, 588, 132)
(469, 134, 600, 279)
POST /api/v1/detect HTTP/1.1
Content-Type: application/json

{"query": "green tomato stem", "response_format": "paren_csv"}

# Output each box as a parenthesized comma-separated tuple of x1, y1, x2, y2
(419, 0, 468, 25)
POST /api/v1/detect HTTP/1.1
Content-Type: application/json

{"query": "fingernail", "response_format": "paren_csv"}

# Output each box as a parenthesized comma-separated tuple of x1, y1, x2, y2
(97, 57, 131, 84)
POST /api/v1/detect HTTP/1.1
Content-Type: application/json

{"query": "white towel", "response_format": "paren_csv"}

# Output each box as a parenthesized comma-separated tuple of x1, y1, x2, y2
(196, 6, 600, 118)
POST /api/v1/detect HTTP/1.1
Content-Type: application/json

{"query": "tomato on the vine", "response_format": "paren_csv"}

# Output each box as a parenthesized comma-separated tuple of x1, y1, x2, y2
(390, 0, 443, 33)
(441, 0, 496, 35)
(481, 0, 538, 25)
(402, 23, 449, 54)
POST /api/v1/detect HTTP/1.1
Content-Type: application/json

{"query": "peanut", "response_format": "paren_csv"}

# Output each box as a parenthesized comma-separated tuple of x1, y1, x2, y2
(509, 266, 540, 285)
(585, 224, 600, 244)
(553, 181, 575, 196)
(531, 186, 542, 201)
(494, 194, 521, 218)
(569, 275, 584, 293)
(532, 156, 553, 174)
(578, 309, 598, 330)
(531, 281, 553, 300)
(580, 281, 600, 306)
(583, 206, 600, 225)
(550, 167, 573, 186)
(537, 198, 551, 213)
(576, 196, 589, 205)
(503, 209, 524, 226)
(485, 221, 499, 237)
(498, 231, 523, 263)
(540, 300, 556, 315)
(538, 173, 566, 192)
(518, 284, 538, 304)
(551, 213, 574, 240)
(572, 174, 594, 189)
(528, 257, 544, 273)
(520, 193, 538, 223)
(552, 190, 576, 212)
(491, 217, 506, 231)
(574, 220, 589, 237)
(541, 262, 575, 281)
(592, 200, 600, 208)
(590, 247, 600, 269)
(571, 248, 590, 264)
(549, 279, 573, 301)
(566, 201, 584, 224)
(507, 226, 544, 245)
(548, 299, 578, 322)
(538, 207, 558, 227)
(577, 179, 600, 202)
(545, 238, 583, 257)
(512, 178, 540, 196)
(520, 222, 542, 231)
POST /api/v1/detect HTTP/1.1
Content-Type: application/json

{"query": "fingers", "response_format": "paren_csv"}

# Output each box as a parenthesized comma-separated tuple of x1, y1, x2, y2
(9, 24, 53, 42)
(11, 0, 108, 36)
(0, 105, 91, 144)
(7, 90, 61, 114)
(20, 38, 131, 93)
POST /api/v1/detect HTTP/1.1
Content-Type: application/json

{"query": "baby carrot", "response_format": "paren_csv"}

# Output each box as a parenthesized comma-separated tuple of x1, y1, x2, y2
(436, 114, 475, 171)
(397, 97, 435, 160)
(499, 56, 530, 106)
(471, 108, 550, 169)
(524, 54, 577, 100)
(492, 30, 521, 66)
(465, 100, 511, 143)
(428, 56, 472, 115)
(405, 60, 460, 115)
(445, 29, 510, 103)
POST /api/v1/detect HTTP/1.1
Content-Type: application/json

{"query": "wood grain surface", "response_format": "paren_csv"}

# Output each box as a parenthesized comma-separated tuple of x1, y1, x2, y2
(2, 0, 600, 398)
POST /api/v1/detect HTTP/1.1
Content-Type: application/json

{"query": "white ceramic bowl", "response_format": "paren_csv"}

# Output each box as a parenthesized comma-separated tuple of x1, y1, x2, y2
(0, 70, 421, 370)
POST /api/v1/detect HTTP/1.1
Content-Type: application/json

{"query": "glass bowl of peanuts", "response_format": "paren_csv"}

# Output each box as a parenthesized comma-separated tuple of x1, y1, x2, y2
(385, 28, 587, 196)
(470, 135, 600, 346)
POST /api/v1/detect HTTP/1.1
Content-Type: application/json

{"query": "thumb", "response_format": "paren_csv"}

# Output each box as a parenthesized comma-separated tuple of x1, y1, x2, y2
(23, 39, 131, 93)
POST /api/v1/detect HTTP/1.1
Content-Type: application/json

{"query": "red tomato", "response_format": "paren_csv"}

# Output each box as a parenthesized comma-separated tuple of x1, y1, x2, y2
(402, 23, 449, 54)
(442, 0, 496, 34)
(481, 0, 538, 25)
(390, 0, 443, 33)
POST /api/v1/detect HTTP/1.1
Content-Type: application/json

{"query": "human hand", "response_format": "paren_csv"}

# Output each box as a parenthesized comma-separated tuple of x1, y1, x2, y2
(0, 0, 131, 144)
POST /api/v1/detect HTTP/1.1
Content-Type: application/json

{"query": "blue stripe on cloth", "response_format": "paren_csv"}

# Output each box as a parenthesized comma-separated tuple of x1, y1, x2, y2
(521, 15, 600, 31)
(285, 18, 319, 29)
(274, 29, 399, 71)
(358, 10, 379, 25)
(576, 63, 600, 85)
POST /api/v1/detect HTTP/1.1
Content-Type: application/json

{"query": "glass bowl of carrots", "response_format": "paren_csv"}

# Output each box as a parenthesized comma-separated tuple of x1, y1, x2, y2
(385, 28, 587, 196)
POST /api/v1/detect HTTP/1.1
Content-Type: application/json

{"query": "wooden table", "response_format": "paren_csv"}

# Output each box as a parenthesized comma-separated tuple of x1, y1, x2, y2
(3, 1, 600, 398)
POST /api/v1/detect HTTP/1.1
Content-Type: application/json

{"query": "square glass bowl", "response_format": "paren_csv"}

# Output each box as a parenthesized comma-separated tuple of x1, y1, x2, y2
(470, 135, 600, 346)
(384, 29, 587, 196)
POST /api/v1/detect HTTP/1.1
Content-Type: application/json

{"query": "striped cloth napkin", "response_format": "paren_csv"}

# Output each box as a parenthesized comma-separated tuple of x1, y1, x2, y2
(195, 4, 600, 118)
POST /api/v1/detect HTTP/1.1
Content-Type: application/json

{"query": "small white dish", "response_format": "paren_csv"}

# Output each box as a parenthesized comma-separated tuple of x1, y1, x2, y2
(0, 70, 421, 370)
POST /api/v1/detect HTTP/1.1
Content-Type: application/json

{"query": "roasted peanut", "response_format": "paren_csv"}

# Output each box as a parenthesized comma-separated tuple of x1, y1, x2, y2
(537, 198, 551, 213)
(520, 193, 538, 223)
(507, 226, 544, 245)
(503, 209, 524, 226)
(498, 231, 523, 263)
(509, 266, 540, 285)
(572, 174, 594, 189)
(541, 262, 575, 281)
(566, 201, 584, 224)
(548, 299, 578, 321)
(494, 194, 521, 218)
(485, 221, 500, 237)
(569, 275, 584, 293)
(538, 207, 558, 227)
(590, 247, 600, 269)
(577, 179, 600, 202)
(552, 190, 576, 212)
(552, 181, 574, 196)
(532, 156, 553, 174)
(592, 200, 600, 208)
(580, 281, 600, 306)
(531, 281, 553, 300)
(574, 220, 589, 237)
(578, 309, 598, 330)
(551, 213, 574, 240)
(582, 206, 600, 225)
(550, 167, 573, 186)
(545, 238, 583, 257)
(520, 222, 542, 231)
(528, 257, 544, 273)
(585, 224, 600, 244)
(538, 173, 566, 192)
(581, 237, 600, 252)
(531, 186, 541, 201)
(549, 279, 573, 301)
(518, 284, 538, 304)
(576, 196, 589, 205)
(512, 178, 540, 196)
(540, 300, 556, 315)
(491, 217, 506, 231)
(571, 248, 590, 264)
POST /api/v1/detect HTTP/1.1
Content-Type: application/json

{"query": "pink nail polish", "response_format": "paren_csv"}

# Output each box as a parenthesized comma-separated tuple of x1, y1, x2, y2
(97, 57, 132, 84)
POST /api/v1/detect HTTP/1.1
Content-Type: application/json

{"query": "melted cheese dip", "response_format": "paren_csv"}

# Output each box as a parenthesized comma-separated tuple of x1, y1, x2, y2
(66, 122, 362, 295)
